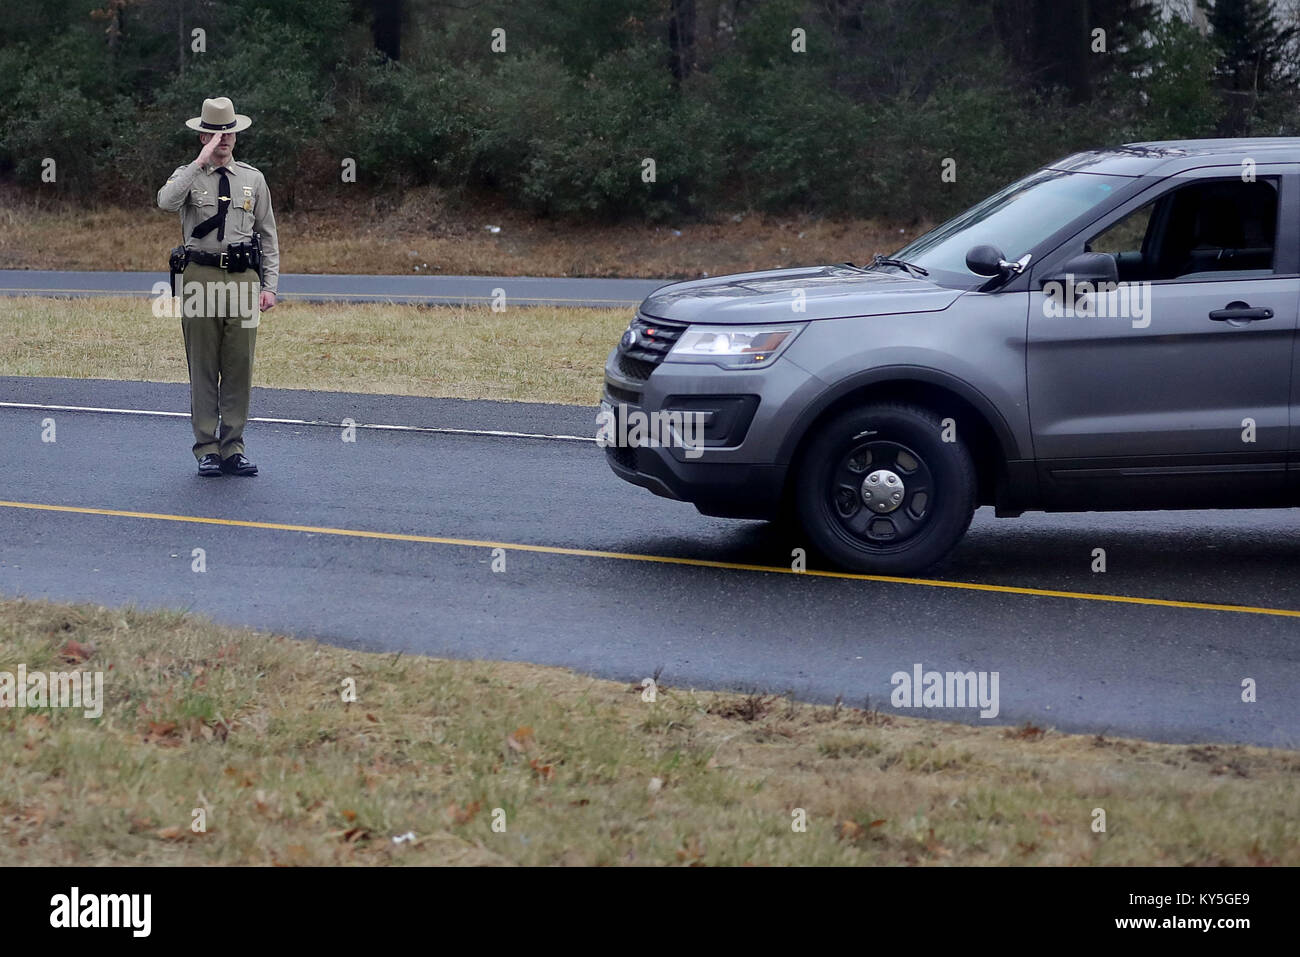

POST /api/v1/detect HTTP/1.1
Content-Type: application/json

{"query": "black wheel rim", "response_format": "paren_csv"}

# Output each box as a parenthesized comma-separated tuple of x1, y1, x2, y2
(824, 437, 936, 551)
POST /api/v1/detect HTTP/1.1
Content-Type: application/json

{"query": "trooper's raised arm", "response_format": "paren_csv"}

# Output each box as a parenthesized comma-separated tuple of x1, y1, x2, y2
(158, 132, 222, 211)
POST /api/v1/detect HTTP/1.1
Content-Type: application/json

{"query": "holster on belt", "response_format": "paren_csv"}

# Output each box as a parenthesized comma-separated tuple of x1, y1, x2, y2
(168, 245, 188, 298)
(250, 231, 265, 286)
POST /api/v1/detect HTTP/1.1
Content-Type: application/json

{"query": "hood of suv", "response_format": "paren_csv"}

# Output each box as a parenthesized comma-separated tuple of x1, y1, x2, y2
(639, 264, 963, 325)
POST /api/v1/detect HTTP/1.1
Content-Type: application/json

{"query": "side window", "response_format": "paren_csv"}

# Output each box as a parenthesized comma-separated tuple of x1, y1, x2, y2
(1089, 202, 1152, 258)
(1085, 178, 1278, 282)
(1087, 202, 1154, 282)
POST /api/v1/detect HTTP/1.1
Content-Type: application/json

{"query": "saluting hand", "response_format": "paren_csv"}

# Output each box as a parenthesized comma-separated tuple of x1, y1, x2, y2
(196, 133, 222, 167)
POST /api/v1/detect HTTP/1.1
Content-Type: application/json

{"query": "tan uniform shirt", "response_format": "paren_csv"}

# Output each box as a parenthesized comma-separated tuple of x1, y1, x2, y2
(157, 158, 280, 295)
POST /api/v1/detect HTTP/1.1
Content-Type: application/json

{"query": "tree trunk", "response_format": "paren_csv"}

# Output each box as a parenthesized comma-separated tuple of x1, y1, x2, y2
(371, 0, 402, 61)
(669, 0, 696, 83)
(1038, 0, 1092, 104)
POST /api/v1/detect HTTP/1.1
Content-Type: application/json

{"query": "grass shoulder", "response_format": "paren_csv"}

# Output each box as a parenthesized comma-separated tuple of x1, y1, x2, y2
(0, 298, 624, 406)
(2, 596, 1295, 865)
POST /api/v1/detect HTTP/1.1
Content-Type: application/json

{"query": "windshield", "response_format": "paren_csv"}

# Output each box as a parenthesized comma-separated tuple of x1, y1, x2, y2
(887, 168, 1133, 284)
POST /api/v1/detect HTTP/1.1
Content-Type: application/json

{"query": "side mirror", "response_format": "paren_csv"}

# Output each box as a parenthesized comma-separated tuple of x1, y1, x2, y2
(965, 244, 1006, 277)
(1043, 252, 1118, 286)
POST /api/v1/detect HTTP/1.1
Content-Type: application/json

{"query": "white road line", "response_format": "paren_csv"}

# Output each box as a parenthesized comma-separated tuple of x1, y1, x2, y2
(0, 400, 597, 444)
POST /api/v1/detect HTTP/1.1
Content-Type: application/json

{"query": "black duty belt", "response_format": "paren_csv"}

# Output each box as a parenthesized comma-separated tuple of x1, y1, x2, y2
(169, 234, 265, 297)
(186, 249, 230, 268)
(187, 246, 256, 272)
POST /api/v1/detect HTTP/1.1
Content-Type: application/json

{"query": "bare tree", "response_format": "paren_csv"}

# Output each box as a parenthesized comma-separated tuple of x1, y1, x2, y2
(371, 0, 403, 61)
(669, 0, 696, 83)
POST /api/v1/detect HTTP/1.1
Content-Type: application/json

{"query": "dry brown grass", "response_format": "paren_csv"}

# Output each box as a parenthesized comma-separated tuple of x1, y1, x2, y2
(0, 297, 625, 405)
(2, 595, 1297, 865)
(0, 184, 925, 279)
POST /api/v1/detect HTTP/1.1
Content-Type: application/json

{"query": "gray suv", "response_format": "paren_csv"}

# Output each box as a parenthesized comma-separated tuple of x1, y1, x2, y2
(603, 139, 1300, 574)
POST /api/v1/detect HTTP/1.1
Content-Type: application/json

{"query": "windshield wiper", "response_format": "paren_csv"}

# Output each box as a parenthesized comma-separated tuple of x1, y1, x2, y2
(869, 254, 929, 278)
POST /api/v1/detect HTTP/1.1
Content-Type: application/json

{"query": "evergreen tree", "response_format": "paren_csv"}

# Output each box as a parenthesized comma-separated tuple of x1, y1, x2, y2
(1200, 0, 1296, 93)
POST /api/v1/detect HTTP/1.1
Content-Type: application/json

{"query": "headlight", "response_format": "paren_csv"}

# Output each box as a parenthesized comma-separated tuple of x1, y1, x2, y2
(665, 324, 804, 369)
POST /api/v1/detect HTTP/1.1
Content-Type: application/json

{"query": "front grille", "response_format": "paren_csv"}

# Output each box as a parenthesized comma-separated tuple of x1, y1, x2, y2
(617, 353, 657, 381)
(616, 315, 686, 382)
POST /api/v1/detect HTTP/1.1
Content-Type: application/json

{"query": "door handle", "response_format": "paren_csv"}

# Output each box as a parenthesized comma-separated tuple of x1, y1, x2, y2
(1209, 301, 1273, 322)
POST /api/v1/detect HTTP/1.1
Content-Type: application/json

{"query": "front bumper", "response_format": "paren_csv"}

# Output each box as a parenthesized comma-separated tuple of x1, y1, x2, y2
(601, 345, 815, 520)
(603, 436, 788, 519)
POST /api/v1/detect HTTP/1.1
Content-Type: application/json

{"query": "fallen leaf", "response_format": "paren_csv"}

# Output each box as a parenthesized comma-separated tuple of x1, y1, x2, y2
(923, 827, 952, 857)
(675, 835, 705, 863)
(21, 807, 47, 828)
(342, 809, 357, 822)
(838, 820, 863, 841)
(342, 827, 371, 843)
(156, 826, 184, 841)
(142, 720, 182, 746)
(1246, 840, 1278, 866)
(443, 801, 481, 825)
(529, 759, 554, 781)
(1007, 723, 1046, 740)
(58, 640, 94, 663)
(281, 844, 310, 866)
(505, 725, 534, 753)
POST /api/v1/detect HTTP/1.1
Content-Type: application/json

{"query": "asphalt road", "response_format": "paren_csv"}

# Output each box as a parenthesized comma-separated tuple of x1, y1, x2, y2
(2, 376, 1298, 749)
(0, 269, 666, 308)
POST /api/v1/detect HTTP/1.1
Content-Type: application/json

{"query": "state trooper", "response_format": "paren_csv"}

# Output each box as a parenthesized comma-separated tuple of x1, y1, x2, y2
(157, 96, 280, 477)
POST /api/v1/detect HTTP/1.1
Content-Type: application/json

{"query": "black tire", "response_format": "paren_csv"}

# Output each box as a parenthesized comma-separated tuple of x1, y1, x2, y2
(794, 402, 976, 575)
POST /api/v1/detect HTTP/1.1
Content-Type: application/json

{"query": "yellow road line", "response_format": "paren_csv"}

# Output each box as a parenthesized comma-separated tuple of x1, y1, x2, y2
(2, 499, 1297, 618)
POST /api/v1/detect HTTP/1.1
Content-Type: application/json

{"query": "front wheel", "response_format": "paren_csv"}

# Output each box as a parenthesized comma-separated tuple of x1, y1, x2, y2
(794, 402, 976, 575)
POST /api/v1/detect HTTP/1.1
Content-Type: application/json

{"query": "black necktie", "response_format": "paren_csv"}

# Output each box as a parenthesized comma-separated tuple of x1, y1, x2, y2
(191, 168, 230, 242)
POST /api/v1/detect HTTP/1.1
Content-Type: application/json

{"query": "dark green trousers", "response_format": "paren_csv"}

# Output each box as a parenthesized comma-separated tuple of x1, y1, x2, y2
(179, 263, 259, 460)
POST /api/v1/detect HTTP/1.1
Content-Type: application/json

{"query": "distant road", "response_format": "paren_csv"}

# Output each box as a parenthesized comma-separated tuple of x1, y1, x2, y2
(0, 269, 669, 308)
